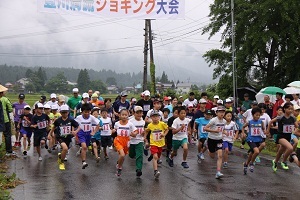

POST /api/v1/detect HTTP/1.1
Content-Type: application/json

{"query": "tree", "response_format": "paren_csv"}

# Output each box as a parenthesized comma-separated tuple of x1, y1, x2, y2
(203, 0, 300, 97)
(106, 77, 117, 86)
(90, 80, 107, 94)
(25, 69, 33, 78)
(25, 82, 36, 93)
(36, 67, 47, 87)
(77, 69, 91, 93)
(45, 73, 69, 93)
(160, 71, 171, 83)
(164, 88, 176, 98)
(150, 63, 156, 94)
(191, 84, 199, 91)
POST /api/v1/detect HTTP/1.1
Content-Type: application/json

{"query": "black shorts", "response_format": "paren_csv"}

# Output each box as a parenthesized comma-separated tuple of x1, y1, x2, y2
(276, 134, 291, 144)
(199, 138, 207, 148)
(247, 141, 261, 153)
(34, 132, 47, 147)
(165, 131, 173, 151)
(91, 138, 101, 146)
(207, 138, 223, 153)
(14, 122, 20, 132)
(57, 135, 73, 148)
(101, 136, 112, 148)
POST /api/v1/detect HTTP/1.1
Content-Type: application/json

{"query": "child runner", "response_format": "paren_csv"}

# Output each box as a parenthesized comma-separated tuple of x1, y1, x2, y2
(100, 108, 113, 160)
(242, 107, 265, 174)
(195, 109, 212, 162)
(204, 106, 226, 179)
(18, 105, 33, 156)
(144, 110, 168, 179)
(291, 105, 300, 151)
(166, 106, 179, 159)
(222, 111, 239, 168)
(114, 109, 138, 177)
(186, 104, 196, 144)
(13, 93, 28, 147)
(129, 106, 145, 177)
(48, 104, 61, 152)
(75, 104, 100, 169)
(30, 103, 50, 161)
(50, 105, 79, 170)
(289, 130, 300, 167)
(91, 108, 103, 163)
(268, 102, 298, 172)
(168, 106, 191, 168)
(236, 107, 246, 149)
(161, 108, 170, 123)
(145, 99, 163, 123)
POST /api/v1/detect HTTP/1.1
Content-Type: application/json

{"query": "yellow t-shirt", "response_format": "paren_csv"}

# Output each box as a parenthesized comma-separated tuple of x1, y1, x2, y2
(147, 121, 168, 147)
(49, 113, 61, 128)
(297, 115, 300, 122)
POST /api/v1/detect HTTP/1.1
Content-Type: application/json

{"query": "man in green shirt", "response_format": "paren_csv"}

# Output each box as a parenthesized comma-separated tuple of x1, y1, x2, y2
(242, 93, 252, 110)
(0, 85, 14, 155)
(67, 88, 82, 117)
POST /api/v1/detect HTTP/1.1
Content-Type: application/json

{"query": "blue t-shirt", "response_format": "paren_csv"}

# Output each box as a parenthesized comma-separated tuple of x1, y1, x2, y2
(92, 117, 103, 140)
(166, 105, 173, 117)
(195, 117, 210, 139)
(236, 113, 245, 130)
(246, 119, 263, 143)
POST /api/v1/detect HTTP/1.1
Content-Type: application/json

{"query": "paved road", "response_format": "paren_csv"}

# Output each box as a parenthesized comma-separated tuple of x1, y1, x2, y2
(9, 141, 300, 200)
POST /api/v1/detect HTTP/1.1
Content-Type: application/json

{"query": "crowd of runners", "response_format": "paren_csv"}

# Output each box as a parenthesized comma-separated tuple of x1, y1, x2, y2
(0, 86, 300, 179)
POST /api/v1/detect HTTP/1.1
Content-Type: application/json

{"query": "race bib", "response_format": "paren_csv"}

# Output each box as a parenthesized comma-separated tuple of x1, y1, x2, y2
(250, 127, 261, 136)
(179, 124, 188, 133)
(37, 121, 47, 129)
(82, 124, 91, 132)
(91, 125, 97, 132)
(283, 125, 294, 134)
(216, 125, 224, 133)
(17, 109, 23, 115)
(226, 130, 234, 137)
(102, 124, 110, 131)
(60, 126, 71, 135)
(118, 106, 127, 112)
(143, 105, 150, 111)
(201, 126, 207, 134)
(22, 120, 30, 127)
(117, 129, 129, 137)
(152, 131, 162, 141)
(137, 128, 144, 135)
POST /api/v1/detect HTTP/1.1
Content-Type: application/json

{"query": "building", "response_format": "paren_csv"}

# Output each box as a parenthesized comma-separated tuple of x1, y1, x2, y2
(107, 85, 118, 94)
(176, 83, 192, 94)
(16, 78, 31, 92)
(156, 82, 174, 93)
(125, 86, 135, 94)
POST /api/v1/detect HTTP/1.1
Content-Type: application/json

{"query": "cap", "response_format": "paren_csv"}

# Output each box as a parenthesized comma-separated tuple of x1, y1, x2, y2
(153, 98, 160, 103)
(189, 92, 195, 96)
(141, 92, 145, 97)
(58, 95, 65, 102)
(99, 101, 104, 105)
(150, 110, 160, 117)
(51, 104, 58, 110)
(229, 97, 234, 101)
(213, 95, 220, 99)
(24, 105, 31, 110)
(91, 93, 98, 98)
(252, 100, 258, 105)
(19, 93, 25, 99)
(60, 105, 69, 112)
(199, 98, 207, 104)
(217, 99, 223, 104)
(50, 93, 57, 99)
(134, 106, 143, 112)
(44, 104, 51, 109)
(37, 103, 44, 108)
(164, 96, 169, 101)
(72, 88, 79, 93)
(40, 95, 46, 100)
(82, 93, 89, 99)
(244, 93, 249, 97)
(188, 103, 194, 108)
(225, 99, 232, 103)
(294, 104, 300, 110)
(121, 91, 128, 97)
(132, 98, 137, 102)
(205, 109, 212, 115)
(144, 90, 151, 96)
(216, 106, 226, 111)
(168, 96, 172, 100)
(179, 95, 183, 98)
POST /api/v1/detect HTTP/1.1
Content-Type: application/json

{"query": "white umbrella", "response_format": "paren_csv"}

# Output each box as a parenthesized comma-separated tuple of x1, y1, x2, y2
(287, 81, 300, 88)
(255, 92, 277, 103)
(284, 87, 300, 94)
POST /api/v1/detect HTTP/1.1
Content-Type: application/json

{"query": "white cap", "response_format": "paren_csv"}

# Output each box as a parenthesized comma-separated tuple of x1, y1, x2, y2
(213, 95, 220, 99)
(82, 93, 89, 99)
(50, 93, 57, 99)
(72, 88, 79, 93)
(37, 103, 44, 108)
(144, 90, 151, 96)
(24, 105, 31, 109)
(199, 98, 207, 104)
(217, 99, 223, 104)
(51, 104, 58, 110)
(60, 105, 69, 112)
(168, 96, 172, 100)
(294, 104, 300, 110)
(44, 104, 51, 109)
(132, 98, 137, 102)
(179, 96, 183, 98)
(188, 103, 194, 108)
(134, 106, 143, 112)
(225, 98, 232, 103)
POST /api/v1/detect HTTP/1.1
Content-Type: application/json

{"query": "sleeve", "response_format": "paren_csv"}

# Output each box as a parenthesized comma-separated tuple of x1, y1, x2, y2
(99, 119, 103, 127)
(113, 101, 119, 113)
(75, 103, 81, 110)
(162, 122, 168, 131)
(171, 119, 178, 129)
(208, 117, 215, 126)
(6, 98, 13, 112)
(242, 110, 248, 118)
(71, 119, 79, 128)
(45, 114, 50, 121)
(31, 116, 37, 125)
(130, 122, 137, 132)
(182, 99, 188, 106)
(92, 116, 100, 125)
(12, 102, 16, 108)
(146, 110, 151, 118)
(53, 119, 60, 127)
(74, 116, 80, 123)
(114, 122, 118, 129)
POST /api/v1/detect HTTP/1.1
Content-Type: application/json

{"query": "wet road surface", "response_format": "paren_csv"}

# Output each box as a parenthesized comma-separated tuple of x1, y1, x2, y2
(9, 142, 300, 200)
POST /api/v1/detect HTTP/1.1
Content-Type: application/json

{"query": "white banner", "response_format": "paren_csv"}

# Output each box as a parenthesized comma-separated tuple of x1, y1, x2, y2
(37, 0, 185, 19)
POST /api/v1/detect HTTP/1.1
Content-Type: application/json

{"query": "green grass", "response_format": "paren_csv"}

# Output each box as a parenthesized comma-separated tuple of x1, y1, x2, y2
(234, 140, 278, 157)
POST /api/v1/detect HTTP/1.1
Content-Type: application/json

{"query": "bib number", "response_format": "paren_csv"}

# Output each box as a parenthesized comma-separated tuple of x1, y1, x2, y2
(152, 132, 162, 141)
(283, 125, 294, 134)
(17, 109, 23, 115)
(83, 124, 91, 132)
(216, 126, 224, 133)
(250, 127, 261, 136)
(226, 130, 234, 137)
(37, 121, 47, 129)
(60, 126, 71, 136)
(117, 129, 129, 137)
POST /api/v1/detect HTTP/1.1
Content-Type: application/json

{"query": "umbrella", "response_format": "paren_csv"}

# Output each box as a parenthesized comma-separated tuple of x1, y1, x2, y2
(284, 87, 300, 94)
(288, 81, 300, 88)
(237, 87, 257, 101)
(255, 87, 286, 103)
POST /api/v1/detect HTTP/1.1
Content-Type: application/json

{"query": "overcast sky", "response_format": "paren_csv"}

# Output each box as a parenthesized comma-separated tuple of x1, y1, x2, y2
(0, 0, 222, 84)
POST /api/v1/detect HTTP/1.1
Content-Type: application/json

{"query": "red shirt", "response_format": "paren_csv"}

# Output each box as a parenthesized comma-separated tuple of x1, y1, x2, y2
(272, 98, 284, 118)
(205, 100, 214, 110)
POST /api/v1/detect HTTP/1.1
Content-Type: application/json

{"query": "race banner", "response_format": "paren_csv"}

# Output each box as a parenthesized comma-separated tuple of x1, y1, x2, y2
(37, 0, 185, 19)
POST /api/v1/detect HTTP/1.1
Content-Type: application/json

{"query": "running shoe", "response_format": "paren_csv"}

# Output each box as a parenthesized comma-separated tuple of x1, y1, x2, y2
(57, 153, 62, 164)
(59, 163, 65, 170)
(96, 157, 100, 163)
(88, 145, 92, 150)
(215, 171, 224, 179)
(136, 169, 142, 177)
(38, 156, 43, 161)
(255, 156, 261, 163)
(168, 158, 174, 167)
(249, 163, 254, 172)
(82, 162, 88, 169)
(197, 153, 201, 160)
(200, 153, 205, 160)
(47, 149, 52, 153)
(223, 162, 228, 169)
(144, 149, 149, 156)
(181, 162, 189, 168)
(116, 168, 122, 176)
(157, 159, 162, 164)
(23, 151, 27, 156)
(243, 162, 248, 175)
(240, 145, 244, 149)
(281, 162, 289, 170)
(76, 147, 82, 157)
(272, 160, 277, 172)
(105, 155, 109, 160)
(154, 170, 160, 179)
(64, 156, 68, 161)
(289, 153, 296, 163)
(148, 155, 153, 162)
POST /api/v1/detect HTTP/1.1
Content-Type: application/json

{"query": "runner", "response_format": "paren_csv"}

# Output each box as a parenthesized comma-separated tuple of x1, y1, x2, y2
(182, 92, 197, 107)
(161, 108, 170, 123)
(75, 103, 100, 169)
(75, 93, 93, 116)
(67, 88, 82, 117)
(49, 105, 79, 170)
(113, 92, 130, 122)
(166, 106, 179, 159)
(144, 110, 168, 179)
(91, 108, 103, 163)
(100, 108, 113, 160)
(47, 93, 58, 107)
(129, 106, 145, 177)
(114, 109, 137, 177)
(18, 105, 33, 156)
(136, 90, 153, 119)
(204, 106, 226, 179)
(145, 99, 163, 123)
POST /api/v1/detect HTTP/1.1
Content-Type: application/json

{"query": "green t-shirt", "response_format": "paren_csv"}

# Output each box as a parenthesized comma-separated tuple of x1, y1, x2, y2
(242, 100, 252, 110)
(67, 96, 81, 116)
(0, 96, 13, 123)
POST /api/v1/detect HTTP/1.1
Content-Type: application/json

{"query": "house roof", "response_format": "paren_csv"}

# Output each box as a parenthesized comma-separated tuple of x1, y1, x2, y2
(177, 83, 192, 87)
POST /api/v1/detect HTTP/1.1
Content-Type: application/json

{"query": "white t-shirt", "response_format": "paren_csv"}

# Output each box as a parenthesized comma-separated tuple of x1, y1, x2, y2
(243, 109, 253, 122)
(292, 99, 300, 106)
(75, 115, 100, 133)
(46, 101, 58, 107)
(114, 121, 137, 137)
(223, 121, 238, 143)
(207, 117, 226, 140)
(162, 116, 169, 123)
(259, 113, 271, 138)
(100, 117, 112, 136)
(129, 118, 145, 144)
(172, 118, 191, 140)
(183, 98, 198, 107)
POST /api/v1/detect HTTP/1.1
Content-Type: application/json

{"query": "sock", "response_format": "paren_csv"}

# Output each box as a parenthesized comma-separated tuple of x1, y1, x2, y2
(82, 160, 85, 163)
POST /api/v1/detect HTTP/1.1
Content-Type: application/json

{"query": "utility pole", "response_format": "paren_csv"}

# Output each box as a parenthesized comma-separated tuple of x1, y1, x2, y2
(143, 20, 149, 91)
(148, 19, 156, 94)
(231, 0, 237, 108)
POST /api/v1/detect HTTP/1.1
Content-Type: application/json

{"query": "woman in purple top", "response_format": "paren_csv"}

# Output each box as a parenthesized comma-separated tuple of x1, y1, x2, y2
(12, 93, 28, 147)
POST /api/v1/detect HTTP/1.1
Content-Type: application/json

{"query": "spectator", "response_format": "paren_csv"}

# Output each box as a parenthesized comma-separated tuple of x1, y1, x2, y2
(88, 89, 93, 100)
(136, 90, 153, 119)
(183, 92, 198, 107)
(67, 88, 82, 117)
(264, 95, 274, 118)
(281, 94, 293, 106)
(292, 94, 300, 106)
(242, 93, 252, 110)
(0, 99, 4, 146)
(212, 95, 219, 108)
(178, 95, 184, 103)
(272, 92, 284, 118)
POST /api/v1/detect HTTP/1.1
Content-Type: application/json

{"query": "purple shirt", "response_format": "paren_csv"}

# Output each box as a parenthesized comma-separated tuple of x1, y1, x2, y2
(12, 102, 28, 122)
